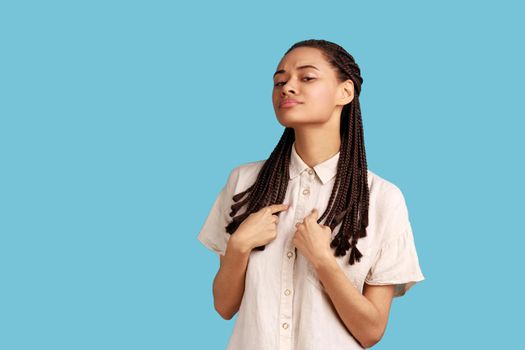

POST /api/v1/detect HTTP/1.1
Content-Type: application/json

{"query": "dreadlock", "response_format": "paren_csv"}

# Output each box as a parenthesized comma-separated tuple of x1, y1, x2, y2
(225, 39, 369, 266)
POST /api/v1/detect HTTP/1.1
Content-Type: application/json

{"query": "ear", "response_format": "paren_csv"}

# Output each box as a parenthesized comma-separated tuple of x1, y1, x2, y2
(337, 79, 355, 105)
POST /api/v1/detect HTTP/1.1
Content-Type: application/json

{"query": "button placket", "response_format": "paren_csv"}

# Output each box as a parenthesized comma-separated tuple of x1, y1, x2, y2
(301, 169, 312, 198)
(279, 239, 296, 350)
(299, 170, 325, 291)
(278, 169, 313, 350)
(278, 166, 328, 347)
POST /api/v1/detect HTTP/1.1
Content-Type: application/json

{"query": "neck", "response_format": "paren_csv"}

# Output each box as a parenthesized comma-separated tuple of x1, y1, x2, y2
(293, 128, 341, 168)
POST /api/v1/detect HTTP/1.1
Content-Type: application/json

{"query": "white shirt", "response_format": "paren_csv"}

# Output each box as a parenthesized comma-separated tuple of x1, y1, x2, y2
(197, 141, 425, 350)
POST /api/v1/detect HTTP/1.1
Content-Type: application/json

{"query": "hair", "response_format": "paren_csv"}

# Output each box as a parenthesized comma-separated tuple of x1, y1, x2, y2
(225, 39, 369, 265)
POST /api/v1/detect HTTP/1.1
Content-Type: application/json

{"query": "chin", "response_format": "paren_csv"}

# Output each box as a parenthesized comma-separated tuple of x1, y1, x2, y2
(275, 113, 299, 127)
(276, 113, 328, 127)
(276, 116, 308, 128)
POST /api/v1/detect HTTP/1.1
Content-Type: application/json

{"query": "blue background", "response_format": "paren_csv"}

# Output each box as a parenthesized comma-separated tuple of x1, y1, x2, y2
(1, 0, 523, 349)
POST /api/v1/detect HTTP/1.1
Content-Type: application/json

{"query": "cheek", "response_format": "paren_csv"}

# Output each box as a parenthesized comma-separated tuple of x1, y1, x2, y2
(292, 88, 334, 123)
(309, 87, 335, 110)
(271, 91, 278, 103)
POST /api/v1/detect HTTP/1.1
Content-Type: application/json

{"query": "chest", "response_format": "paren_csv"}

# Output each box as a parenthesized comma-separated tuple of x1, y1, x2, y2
(243, 173, 380, 295)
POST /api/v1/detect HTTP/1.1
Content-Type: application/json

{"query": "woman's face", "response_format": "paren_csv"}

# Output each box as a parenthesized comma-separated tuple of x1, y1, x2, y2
(272, 47, 353, 128)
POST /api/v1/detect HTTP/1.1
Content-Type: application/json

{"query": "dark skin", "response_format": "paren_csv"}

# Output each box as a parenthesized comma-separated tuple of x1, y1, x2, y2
(213, 204, 288, 320)
(272, 46, 395, 347)
(214, 47, 395, 348)
(293, 208, 395, 348)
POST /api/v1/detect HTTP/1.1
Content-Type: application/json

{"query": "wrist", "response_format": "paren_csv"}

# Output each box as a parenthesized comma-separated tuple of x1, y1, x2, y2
(228, 234, 252, 255)
(312, 250, 337, 273)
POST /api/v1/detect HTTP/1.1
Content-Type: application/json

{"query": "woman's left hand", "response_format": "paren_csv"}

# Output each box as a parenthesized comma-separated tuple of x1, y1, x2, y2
(292, 208, 333, 268)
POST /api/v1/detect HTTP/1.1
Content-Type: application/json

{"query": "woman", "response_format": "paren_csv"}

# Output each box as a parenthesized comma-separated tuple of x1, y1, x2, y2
(197, 39, 425, 349)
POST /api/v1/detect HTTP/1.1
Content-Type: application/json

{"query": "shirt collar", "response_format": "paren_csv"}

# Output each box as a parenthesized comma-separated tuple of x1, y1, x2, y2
(289, 141, 340, 185)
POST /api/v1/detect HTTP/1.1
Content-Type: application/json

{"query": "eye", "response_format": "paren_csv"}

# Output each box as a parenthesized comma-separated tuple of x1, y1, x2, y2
(273, 77, 315, 87)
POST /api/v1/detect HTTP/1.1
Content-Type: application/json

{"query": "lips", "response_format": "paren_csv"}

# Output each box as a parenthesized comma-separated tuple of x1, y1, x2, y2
(280, 99, 303, 108)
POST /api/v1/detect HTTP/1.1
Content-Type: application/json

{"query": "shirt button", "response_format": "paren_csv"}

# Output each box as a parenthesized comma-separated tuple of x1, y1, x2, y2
(282, 322, 289, 329)
(307, 169, 314, 175)
(287, 251, 294, 258)
(302, 188, 310, 195)
(284, 289, 291, 296)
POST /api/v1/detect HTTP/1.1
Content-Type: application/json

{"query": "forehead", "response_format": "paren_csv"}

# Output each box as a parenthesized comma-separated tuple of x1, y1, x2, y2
(276, 47, 329, 71)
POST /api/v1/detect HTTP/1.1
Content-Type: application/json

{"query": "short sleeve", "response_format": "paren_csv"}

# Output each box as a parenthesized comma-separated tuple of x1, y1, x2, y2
(196, 167, 238, 256)
(365, 187, 425, 298)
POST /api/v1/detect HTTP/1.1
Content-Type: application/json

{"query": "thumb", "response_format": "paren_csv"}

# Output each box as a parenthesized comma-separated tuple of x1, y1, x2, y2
(320, 223, 331, 233)
(310, 208, 319, 220)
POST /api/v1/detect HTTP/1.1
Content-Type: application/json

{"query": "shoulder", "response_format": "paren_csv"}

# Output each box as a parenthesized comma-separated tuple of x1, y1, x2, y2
(225, 159, 267, 193)
(367, 169, 411, 241)
(367, 169, 407, 213)
(235, 159, 267, 178)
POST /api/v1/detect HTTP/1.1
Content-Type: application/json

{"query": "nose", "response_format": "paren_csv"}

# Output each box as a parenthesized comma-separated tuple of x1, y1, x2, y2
(281, 84, 295, 96)
(276, 77, 298, 98)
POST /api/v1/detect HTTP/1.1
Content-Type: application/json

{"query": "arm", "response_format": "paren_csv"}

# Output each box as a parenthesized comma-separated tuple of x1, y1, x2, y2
(212, 236, 251, 320)
(212, 203, 289, 320)
(313, 255, 396, 348)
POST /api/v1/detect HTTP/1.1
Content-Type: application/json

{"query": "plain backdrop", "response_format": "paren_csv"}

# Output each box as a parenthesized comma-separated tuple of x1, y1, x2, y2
(1, 0, 524, 349)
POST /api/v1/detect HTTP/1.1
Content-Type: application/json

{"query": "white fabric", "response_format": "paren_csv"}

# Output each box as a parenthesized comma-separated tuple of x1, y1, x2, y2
(197, 141, 425, 349)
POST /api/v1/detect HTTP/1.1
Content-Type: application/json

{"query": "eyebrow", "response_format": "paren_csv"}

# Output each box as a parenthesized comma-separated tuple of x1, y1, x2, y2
(273, 65, 320, 78)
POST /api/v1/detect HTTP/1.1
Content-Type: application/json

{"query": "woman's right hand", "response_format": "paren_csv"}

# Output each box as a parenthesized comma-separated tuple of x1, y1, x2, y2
(231, 203, 290, 253)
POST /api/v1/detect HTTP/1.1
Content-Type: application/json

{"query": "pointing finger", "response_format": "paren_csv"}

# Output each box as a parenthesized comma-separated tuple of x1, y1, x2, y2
(308, 208, 319, 220)
(268, 203, 290, 214)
